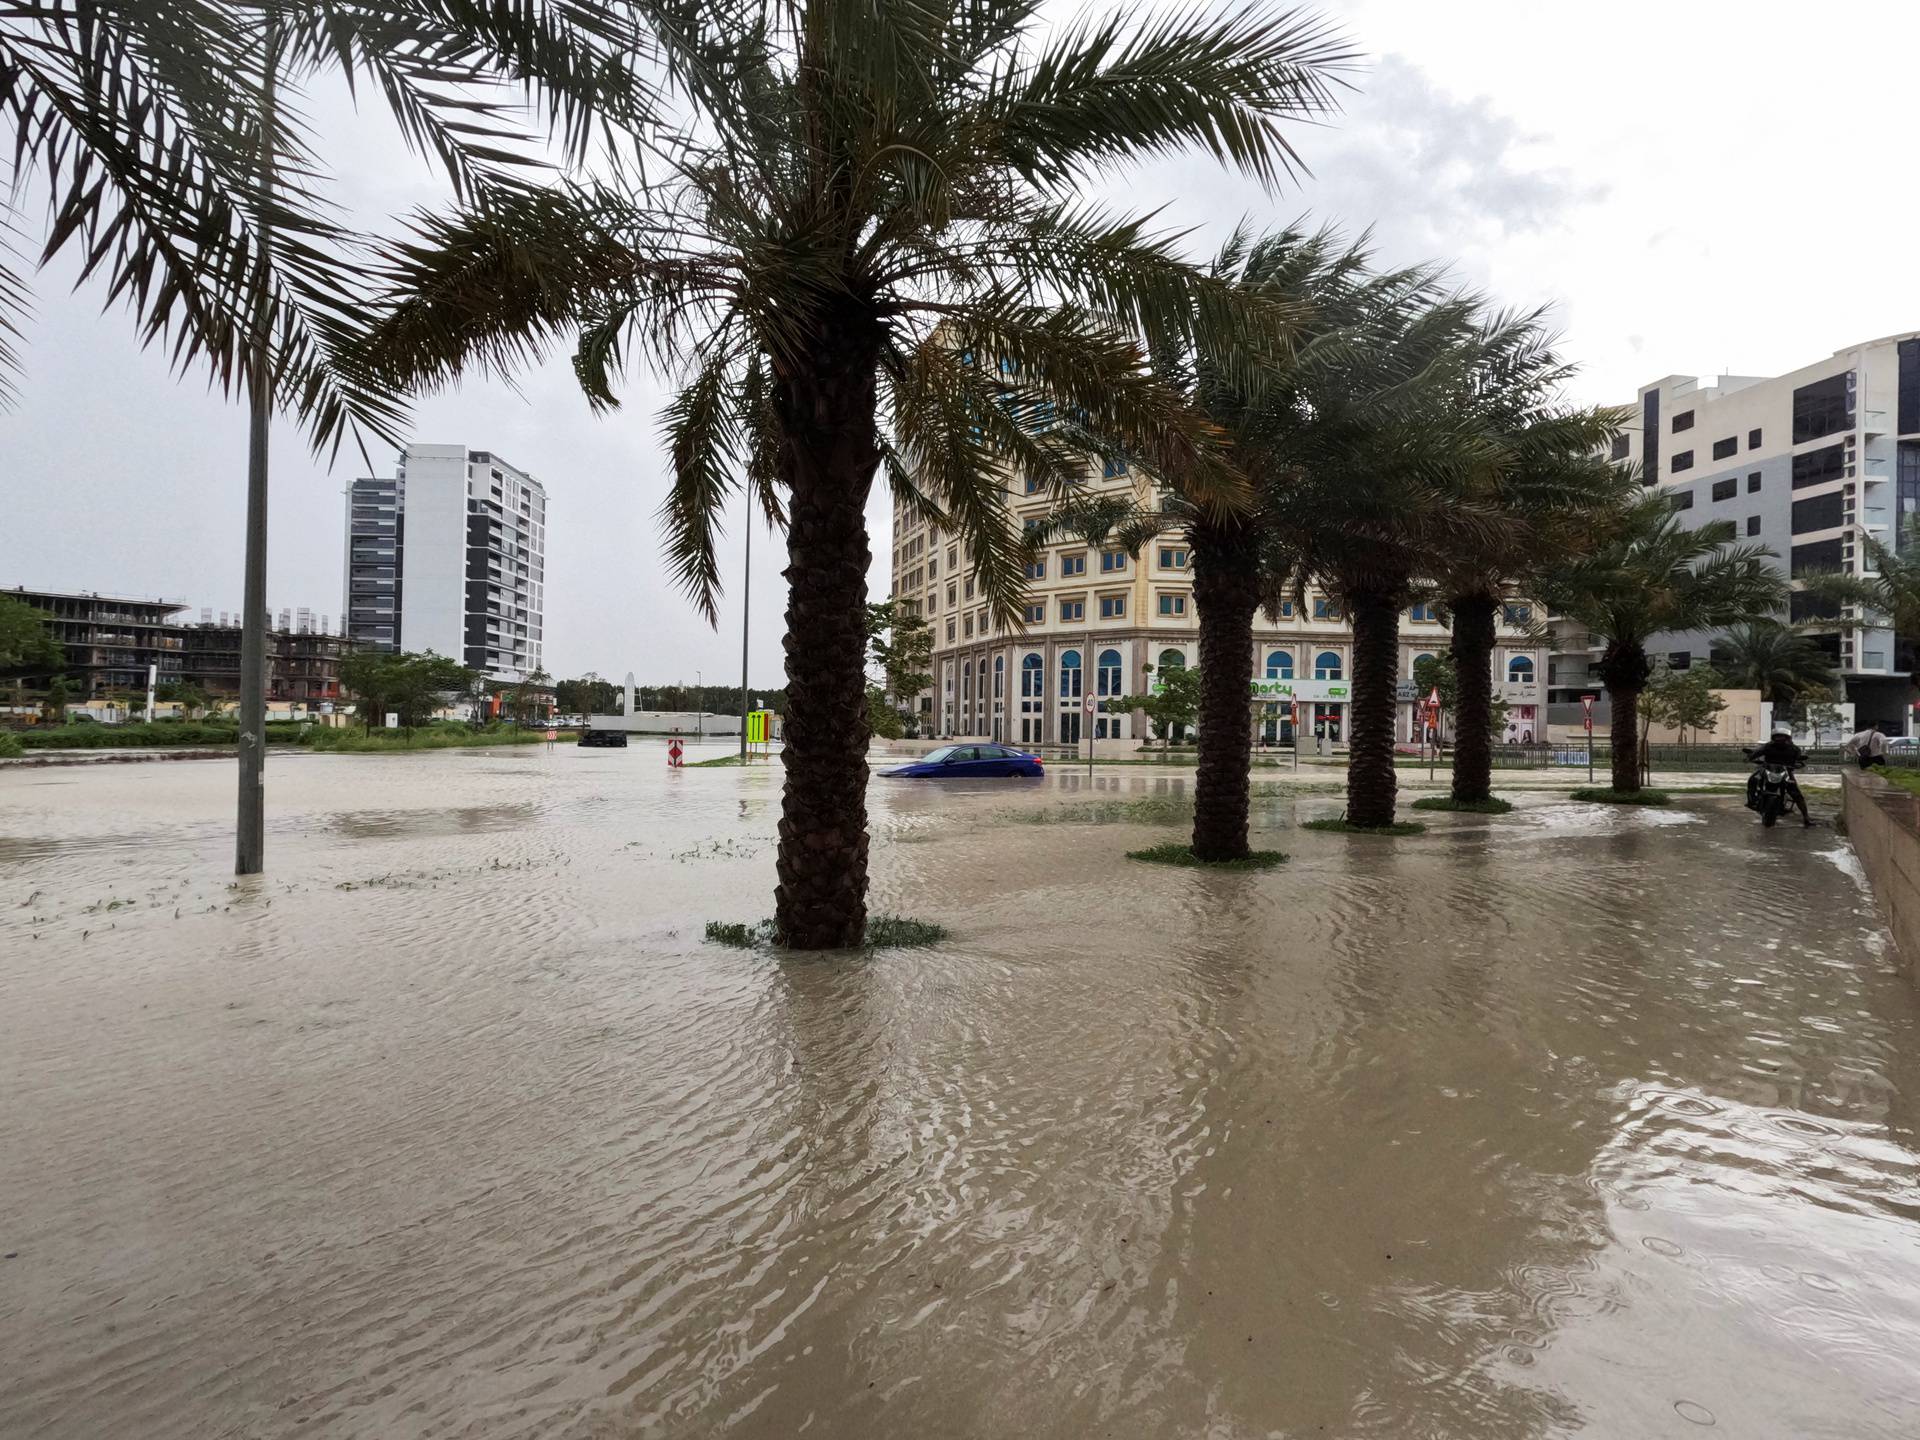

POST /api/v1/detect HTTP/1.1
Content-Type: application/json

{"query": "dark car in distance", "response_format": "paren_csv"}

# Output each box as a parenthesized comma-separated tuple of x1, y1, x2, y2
(882, 743, 1044, 778)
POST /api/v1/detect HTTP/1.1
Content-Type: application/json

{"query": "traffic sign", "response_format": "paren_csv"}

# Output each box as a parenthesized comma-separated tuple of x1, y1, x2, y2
(1395, 679, 1417, 702)
(1082, 693, 1096, 715)
(1582, 693, 1596, 733)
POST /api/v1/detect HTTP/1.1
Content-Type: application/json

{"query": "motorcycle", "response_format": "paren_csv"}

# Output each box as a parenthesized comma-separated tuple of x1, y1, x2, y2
(1745, 752, 1798, 827)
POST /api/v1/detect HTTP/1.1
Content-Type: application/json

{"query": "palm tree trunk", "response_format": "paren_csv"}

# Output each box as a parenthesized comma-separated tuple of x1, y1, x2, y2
(1610, 686, 1643, 793)
(1448, 594, 1497, 803)
(1346, 585, 1401, 827)
(1597, 639, 1651, 795)
(1189, 513, 1259, 860)
(769, 314, 883, 949)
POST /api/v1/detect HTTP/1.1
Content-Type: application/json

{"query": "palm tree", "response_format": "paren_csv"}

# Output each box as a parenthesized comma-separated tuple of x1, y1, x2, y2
(2, 1, 644, 872)
(1266, 284, 1488, 827)
(360, 1, 1357, 946)
(1433, 315, 1631, 803)
(1539, 497, 1786, 794)
(1710, 621, 1837, 704)
(1797, 519, 1920, 654)
(1180, 228, 1373, 859)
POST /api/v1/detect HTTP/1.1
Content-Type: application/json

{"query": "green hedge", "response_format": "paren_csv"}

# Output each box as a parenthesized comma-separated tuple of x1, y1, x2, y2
(306, 723, 544, 752)
(19, 720, 304, 749)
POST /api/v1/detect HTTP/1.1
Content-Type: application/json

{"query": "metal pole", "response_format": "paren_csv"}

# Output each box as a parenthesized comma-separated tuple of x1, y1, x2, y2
(696, 670, 703, 742)
(739, 512, 750, 761)
(236, 18, 277, 877)
(1587, 725, 1594, 784)
(144, 662, 156, 724)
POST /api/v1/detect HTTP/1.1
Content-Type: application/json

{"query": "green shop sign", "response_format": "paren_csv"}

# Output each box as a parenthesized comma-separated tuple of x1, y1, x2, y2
(1250, 679, 1350, 702)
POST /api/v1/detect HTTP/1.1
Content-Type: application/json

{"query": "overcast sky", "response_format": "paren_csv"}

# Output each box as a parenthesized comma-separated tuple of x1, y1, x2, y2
(4, 0, 1917, 684)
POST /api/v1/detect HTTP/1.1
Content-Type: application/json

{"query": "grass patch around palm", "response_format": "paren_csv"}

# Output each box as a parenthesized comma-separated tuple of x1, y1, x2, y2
(1126, 842, 1287, 870)
(1301, 817, 1426, 836)
(1568, 787, 1672, 806)
(704, 914, 949, 950)
(1411, 795, 1514, 815)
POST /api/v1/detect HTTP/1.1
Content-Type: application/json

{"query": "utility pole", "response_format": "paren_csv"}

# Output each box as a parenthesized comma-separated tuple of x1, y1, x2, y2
(236, 16, 278, 876)
(696, 670, 703, 742)
(739, 512, 751, 761)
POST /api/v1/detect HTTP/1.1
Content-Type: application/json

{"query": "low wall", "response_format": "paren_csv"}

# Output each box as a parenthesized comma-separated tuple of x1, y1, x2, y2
(1840, 770, 1920, 972)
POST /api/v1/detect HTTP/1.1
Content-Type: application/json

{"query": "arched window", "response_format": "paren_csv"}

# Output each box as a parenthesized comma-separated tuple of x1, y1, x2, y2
(1315, 650, 1343, 680)
(1508, 655, 1536, 683)
(1413, 652, 1435, 675)
(961, 659, 972, 698)
(1059, 649, 1082, 699)
(994, 655, 1005, 699)
(1158, 647, 1187, 672)
(1021, 653, 1043, 698)
(1265, 650, 1293, 679)
(1097, 648, 1123, 696)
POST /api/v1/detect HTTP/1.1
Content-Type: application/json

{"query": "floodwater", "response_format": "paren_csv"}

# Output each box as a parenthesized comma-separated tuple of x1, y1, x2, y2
(2, 745, 1917, 1439)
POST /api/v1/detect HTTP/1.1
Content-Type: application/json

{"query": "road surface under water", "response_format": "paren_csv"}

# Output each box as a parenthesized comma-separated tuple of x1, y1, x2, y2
(1, 745, 1917, 1439)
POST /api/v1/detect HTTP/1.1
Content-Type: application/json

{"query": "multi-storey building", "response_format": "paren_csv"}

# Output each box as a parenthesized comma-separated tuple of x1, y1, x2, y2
(344, 443, 548, 682)
(1550, 333, 1920, 730)
(3, 587, 187, 697)
(891, 465, 1547, 747)
(3, 587, 352, 705)
(180, 622, 353, 708)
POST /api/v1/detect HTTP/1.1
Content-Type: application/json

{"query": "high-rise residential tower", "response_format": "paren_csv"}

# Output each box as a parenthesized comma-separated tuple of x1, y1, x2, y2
(1550, 332, 1920, 729)
(344, 444, 548, 682)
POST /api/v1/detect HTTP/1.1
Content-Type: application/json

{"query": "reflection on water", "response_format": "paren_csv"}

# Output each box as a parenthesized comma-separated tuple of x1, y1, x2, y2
(1, 750, 1916, 1438)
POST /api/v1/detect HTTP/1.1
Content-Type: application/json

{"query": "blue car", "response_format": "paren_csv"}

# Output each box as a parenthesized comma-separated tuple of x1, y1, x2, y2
(883, 743, 1045, 778)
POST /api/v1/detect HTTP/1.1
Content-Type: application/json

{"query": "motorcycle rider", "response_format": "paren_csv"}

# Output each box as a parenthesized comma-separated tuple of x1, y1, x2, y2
(1745, 725, 1812, 826)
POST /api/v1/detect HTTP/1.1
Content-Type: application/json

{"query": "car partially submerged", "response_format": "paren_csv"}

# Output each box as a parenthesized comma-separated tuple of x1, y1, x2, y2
(882, 743, 1043, 778)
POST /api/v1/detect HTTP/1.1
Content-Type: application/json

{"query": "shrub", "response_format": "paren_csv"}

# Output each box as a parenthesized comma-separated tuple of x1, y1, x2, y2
(0, 731, 23, 758)
(1568, 788, 1672, 807)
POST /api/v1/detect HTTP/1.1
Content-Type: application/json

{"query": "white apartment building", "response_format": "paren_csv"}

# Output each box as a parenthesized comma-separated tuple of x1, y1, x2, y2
(1551, 332, 1920, 730)
(344, 444, 548, 682)
(892, 461, 1547, 747)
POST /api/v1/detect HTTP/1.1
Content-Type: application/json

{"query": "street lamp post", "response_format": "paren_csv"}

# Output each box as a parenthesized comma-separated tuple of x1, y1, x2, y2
(739, 515, 751, 761)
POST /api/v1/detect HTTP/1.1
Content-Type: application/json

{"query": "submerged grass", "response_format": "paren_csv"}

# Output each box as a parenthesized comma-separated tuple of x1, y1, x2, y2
(1000, 796, 1194, 826)
(1301, 817, 1427, 836)
(1410, 795, 1514, 815)
(1127, 842, 1287, 870)
(704, 914, 949, 951)
(1568, 787, 1672, 806)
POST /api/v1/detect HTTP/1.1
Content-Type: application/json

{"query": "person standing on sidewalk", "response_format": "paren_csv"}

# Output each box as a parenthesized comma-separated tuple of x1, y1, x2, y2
(1843, 721, 1888, 770)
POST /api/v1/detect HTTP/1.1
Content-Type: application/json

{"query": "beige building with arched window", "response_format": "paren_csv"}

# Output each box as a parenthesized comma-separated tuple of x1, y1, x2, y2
(890, 461, 1546, 747)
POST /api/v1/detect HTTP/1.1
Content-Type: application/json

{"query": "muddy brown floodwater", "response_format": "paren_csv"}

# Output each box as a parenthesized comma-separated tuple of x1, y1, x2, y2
(2, 744, 1918, 1438)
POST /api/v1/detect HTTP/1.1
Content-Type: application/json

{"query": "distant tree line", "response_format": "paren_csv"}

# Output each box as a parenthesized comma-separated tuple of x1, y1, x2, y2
(551, 673, 787, 719)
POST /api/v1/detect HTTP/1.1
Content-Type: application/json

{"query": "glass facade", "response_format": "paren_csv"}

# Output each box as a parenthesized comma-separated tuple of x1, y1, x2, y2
(1898, 442, 1920, 550)
(1791, 443, 1846, 489)
(1641, 390, 1660, 486)
(1791, 372, 1854, 444)
(1791, 491, 1845, 535)
(1899, 340, 1919, 435)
